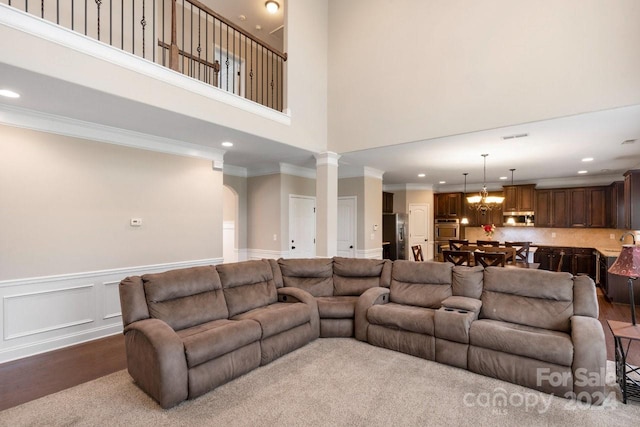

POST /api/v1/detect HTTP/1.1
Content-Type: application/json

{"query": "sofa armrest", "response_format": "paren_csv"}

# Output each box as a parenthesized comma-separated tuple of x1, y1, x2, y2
(355, 287, 390, 342)
(570, 315, 606, 404)
(441, 296, 482, 315)
(123, 318, 188, 408)
(277, 287, 320, 339)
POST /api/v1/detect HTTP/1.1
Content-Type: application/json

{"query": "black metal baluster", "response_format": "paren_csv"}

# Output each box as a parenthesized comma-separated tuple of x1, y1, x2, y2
(152, 0, 155, 62)
(120, 0, 123, 49)
(109, 0, 112, 46)
(232, 28, 235, 94)
(271, 51, 274, 109)
(96, 0, 101, 40)
(131, 0, 134, 54)
(250, 39, 253, 100)
(197, 9, 201, 80)
(205, 11, 208, 83)
(225, 24, 229, 91)
(40, 0, 43, 19)
(141, 0, 147, 58)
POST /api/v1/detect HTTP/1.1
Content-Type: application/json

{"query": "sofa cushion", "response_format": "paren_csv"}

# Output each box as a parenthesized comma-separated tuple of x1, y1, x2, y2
(178, 319, 262, 368)
(480, 267, 574, 332)
(332, 257, 392, 296)
(232, 302, 311, 339)
(367, 302, 435, 335)
(279, 258, 334, 297)
(390, 260, 453, 308)
(142, 266, 228, 331)
(218, 260, 278, 317)
(316, 296, 359, 318)
(470, 319, 573, 367)
(452, 266, 484, 299)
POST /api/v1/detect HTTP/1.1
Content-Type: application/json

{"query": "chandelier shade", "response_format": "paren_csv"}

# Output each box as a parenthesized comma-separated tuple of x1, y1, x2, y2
(466, 154, 504, 212)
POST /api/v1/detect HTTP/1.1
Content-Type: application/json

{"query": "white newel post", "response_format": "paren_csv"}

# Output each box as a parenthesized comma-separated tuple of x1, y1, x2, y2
(315, 152, 340, 257)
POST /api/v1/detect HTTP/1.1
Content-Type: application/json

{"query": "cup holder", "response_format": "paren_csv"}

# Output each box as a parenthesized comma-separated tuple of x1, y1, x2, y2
(458, 310, 468, 314)
(444, 308, 454, 312)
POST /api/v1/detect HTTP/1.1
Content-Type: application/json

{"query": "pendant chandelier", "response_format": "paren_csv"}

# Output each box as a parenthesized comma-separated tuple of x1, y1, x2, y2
(466, 154, 504, 212)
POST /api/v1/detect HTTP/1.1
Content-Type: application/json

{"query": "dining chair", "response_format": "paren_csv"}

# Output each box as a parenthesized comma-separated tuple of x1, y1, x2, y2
(505, 241, 531, 267)
(482, 246, 516, 264)
(474, 251, 506, 267)
(476, 240, 500, 247)
(411, 245, 424, 262)
(442, 250, 472, 266)
(449, 239, 469, 250)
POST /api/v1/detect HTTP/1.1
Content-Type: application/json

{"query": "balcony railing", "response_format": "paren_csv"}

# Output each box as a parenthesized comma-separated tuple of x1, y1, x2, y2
(2, 0, 286, 112)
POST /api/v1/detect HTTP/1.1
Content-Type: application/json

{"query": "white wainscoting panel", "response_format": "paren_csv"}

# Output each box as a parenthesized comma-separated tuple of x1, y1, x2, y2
(356, 248, 383, 259)
(0, 258, 222, 363)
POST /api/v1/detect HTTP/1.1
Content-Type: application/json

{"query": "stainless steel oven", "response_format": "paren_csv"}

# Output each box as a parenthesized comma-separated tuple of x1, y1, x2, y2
(434, 219, 461, 257)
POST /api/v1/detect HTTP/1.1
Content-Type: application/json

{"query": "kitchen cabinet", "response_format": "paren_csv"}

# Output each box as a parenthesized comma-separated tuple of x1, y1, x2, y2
(382, 192, 394, 213)
(435, 192, 462, 219)
(534, 246, 596, 279)
(599, 251, 640, 304)
(624, 170, 640, 229)
(609, 181, 624, 229)
(535, 189, 569, 227)
(569, 187, 608, 228)
(503, 184, 535, 212)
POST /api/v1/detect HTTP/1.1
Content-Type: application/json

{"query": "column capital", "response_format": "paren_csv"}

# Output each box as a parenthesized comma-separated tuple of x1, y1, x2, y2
(314, 152, 341, 167)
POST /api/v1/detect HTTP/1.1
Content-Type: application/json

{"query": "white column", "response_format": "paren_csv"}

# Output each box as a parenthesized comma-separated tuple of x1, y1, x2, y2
(315, 152, 341, 257)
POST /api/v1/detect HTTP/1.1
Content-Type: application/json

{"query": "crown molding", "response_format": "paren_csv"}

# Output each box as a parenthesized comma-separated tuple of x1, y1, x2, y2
(279, 163, 316, 179)
(0, 104, 226, 162)
(223, 164, 249, 177)
(383, 183, 434, 192)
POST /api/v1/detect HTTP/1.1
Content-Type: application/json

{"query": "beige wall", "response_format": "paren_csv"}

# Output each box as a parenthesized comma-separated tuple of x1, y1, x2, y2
(247, 174, 281, 251)
(0, 125, 223, 280)
(223, 174, 248, 251)
(328, 0, 640, 153)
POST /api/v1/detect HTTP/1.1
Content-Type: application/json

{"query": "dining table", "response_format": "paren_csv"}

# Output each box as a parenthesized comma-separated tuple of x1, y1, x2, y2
(458, 244, 540, 269)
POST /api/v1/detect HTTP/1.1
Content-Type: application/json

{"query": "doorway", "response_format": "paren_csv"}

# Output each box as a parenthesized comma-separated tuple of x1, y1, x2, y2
(338, 196, 357, 257)
(223, 185, 239, 263)
(409, 203, 432, 260)
(289, 195, 316, 258)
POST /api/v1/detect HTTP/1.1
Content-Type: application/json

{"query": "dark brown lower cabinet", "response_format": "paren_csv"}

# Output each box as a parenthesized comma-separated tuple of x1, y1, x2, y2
(534, 246, 595, 280)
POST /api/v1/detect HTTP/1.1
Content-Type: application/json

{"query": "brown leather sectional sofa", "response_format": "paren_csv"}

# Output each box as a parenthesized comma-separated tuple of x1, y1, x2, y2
(119, 257, 605, 408)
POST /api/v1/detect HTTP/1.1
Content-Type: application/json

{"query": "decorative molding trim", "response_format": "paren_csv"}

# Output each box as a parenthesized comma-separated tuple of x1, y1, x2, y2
(279, 163, 316, 179)
(212, 160, 224, 170)
(0, 258, 223, 289)
(314, 152, 341, 167)
(236, 249, 249, 262)
(224, 164, 249, 177)
(356, 248, 383, 259)
(363, 167, 385, 180)
(246, 165, 282, 177)
(247, 249, 287, 260)
(384, 183, 434, 192)
(0, 104, 226, 163)
(0, 5, 291, 126)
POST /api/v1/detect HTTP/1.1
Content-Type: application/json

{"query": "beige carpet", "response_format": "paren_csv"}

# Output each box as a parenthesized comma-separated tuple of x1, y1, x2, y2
(2, 338, 639, 426)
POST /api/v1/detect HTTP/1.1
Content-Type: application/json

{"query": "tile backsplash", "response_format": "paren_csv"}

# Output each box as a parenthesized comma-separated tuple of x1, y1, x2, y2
(464, 226, 639, 249)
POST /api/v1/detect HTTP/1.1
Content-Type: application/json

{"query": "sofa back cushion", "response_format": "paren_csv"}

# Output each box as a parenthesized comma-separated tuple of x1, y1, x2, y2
(390, 260, 453, 308)
(142, 266, 227, 331)
(480, 267, 574, 332)
(332, 257, 392, 296)
(452, 266, 484, 299)
(218, 260, 278, 317)
(278, 258, 334, 297)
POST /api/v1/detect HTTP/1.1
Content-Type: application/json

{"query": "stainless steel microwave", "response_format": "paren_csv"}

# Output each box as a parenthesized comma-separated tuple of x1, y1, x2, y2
(503, 212, 535, 226)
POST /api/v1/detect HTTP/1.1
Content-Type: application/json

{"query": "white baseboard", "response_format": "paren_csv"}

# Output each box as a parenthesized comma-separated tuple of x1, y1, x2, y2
(0, 258, 222, 363)
(356, 248, 383, 259)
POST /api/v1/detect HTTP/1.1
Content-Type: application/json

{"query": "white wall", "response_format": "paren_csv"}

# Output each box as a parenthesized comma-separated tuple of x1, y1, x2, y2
(328, 0, 640, 153)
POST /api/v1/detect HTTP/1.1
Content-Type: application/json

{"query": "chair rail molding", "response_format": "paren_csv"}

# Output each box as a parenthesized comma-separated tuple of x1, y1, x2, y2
(0, 257, 222, 363)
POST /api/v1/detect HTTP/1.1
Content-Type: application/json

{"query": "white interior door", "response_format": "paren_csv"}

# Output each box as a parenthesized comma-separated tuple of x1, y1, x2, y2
(409, 203, 431, 260)
(337, 197, 357, 257)
(289, 196, 316, 258)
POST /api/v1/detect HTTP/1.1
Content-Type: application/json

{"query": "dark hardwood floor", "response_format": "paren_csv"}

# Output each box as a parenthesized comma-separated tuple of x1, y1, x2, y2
(0, 287, 638, 412)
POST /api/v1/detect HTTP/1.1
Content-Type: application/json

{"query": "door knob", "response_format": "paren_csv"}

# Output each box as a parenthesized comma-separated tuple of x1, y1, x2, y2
(291, 246, 296, 249)
(349, 245, 353, 249)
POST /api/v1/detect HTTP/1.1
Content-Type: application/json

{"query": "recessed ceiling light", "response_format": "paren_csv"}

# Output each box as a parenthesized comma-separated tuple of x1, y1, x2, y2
(439, 181, 446, 184)
(221, 141, 233, 147)
(0, 89, 20, 98)
(578, 170, 588, 174)
(581, 157, 594, 162)
(499, 176, 508, 180)
(417, 173, 426, 178)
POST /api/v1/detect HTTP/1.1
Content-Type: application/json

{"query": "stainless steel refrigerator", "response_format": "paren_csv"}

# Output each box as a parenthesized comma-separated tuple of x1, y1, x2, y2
(383, 213, 408, 260)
